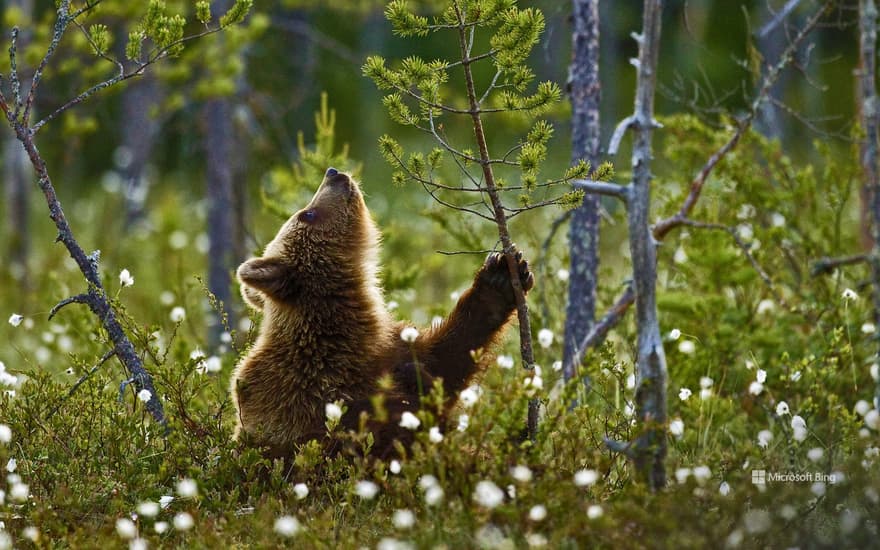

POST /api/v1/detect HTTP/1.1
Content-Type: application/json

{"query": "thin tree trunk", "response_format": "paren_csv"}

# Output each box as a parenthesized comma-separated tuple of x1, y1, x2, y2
(4, 0, 34, 290)
(858, 0, 880, 412)
(120, 75, 162, 224)
(563, 0, 601, 387)
(607, 0, 667, 491)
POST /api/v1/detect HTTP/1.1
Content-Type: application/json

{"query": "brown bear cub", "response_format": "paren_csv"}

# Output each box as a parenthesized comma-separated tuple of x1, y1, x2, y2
(231, 168, 533, 459)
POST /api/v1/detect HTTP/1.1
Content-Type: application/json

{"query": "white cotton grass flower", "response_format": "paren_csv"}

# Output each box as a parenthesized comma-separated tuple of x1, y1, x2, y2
(700, 377, 713, 389)
(173, 512, 194, 531)
(790, 370, 802, 382)
(668, 328, 682, 341)
(137, 501, 160, 517)
(719, 481, 731, 496)
(693, 465, 712, 484)
(392, 509, 415, 529)
(757, 429, 773, 448)
(872, 363, 880, 381)
(749, 381, 764, 396)
(400, 327, 419, 343)
(556, 268, 570, 281)
(737, 204, 756, 220)
(325, 402, 343, 423)
(529, 504, 547, 522)
(811, 481, 826, 497)
(862, 322, 877, 334)
(159, 495, 174, 509)
(807, 447, 824, 462)
(573, 468, 599, 487)
(387, 300, 399, 311)
(511, 465, 533, 483)
(176, 478, 198, 498)
(418, 475, 438, 490)
(626, 373, 635, 390)
(129, 538, 148, 550)
(154, 522, 169, 535)
(537, 328, 554, 348)
(8, 313, 23, 327)
(737, 223, 754, 241)
(169, 306, 186, 323)
(674, 468, 691, 484)
(459, 385, 481, 408)
(673, 246, 688, 264)
(552, 360, 563, 371)
(424, 485, 444, 506)
(137, 389, 152, 403)
(354, 480, 379, 500)
(678, 388, 692, 401)
(273, 515, 301, 537)
(389, 460, 401, 475)
(771, 212, 786, 227)
(496, 355, 514, 369)
(0, 424, 10, 444)
(756, 369, 767, 384)
(587, 504, 603, 519)
(119, 269, 135, 287)
(792, 415, 808, 442)
(473, 480, 505, 509)
(22, 527, 39, 543)
(757, 299, 775, 314)
(456, 413, 469, 432)
(842, 288, 858, 301)
(428, 426, 444, 443)
(855, 400, 871, 417)
(669, 418, 684, 438)
(10, 482, 28, 502)
(399, 411, 420, 430)
(203, 356, 222, 373)
(6, 458, 15, 472)
(678, 340, 696, 354)
(866, 409, 880, 430)
(293, 483, 309, 500)
(776, 401, 790, 416)
(700, 388, 712, 400)
(116, 518, 137, 539)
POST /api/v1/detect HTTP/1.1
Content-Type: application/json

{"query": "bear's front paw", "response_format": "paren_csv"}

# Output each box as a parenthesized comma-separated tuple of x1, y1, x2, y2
(479, 247, 534, 295)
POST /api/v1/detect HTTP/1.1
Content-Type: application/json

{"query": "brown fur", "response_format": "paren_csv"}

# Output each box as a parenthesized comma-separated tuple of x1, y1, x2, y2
(231, 170, 533, 459)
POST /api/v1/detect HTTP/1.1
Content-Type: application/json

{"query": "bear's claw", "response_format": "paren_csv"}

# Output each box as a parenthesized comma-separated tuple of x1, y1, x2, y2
(480, 246, 534, 294)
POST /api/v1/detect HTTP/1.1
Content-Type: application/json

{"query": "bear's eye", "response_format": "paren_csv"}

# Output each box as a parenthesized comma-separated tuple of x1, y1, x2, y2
(298, 209, 317, 224)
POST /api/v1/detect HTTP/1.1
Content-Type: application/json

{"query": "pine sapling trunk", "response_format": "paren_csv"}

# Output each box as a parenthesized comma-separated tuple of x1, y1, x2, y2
(455, 9, 539, 440)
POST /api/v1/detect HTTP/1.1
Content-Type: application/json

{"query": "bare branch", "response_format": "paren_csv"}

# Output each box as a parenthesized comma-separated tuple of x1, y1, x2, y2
(608, 115, 635, 156)
(571, 178, 629, 202)
(44, 349, 116, 420)
(758, 0, 804, 39)
(48, 293, 90, 320)
(564, 283, 636, 380)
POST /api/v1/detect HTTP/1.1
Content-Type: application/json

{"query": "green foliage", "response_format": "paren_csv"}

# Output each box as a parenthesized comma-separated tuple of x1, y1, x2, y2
(219, 0, 253, 28)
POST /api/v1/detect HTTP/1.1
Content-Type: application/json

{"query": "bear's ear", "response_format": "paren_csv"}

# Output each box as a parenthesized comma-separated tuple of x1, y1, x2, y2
(237, 257, 293, 301)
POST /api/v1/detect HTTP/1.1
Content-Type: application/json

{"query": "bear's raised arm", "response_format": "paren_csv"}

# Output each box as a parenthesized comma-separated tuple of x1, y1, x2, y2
(414, 250, 534, 397)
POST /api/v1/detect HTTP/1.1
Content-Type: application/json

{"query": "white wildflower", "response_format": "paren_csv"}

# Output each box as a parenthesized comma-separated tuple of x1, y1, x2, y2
(669, 418, 685, 438)
(678, 340, 696, 354)
(776, 401, 790, 416)
(626, 373, 635, 390)
(399, 411, 421, 430)
(757, 430, 773, 448)
(354, 480, 379, 500)
(719, 481, 731, 496)
(154, 522, 169, 534)
(5, 458, 15, 472)
(743, 510, 771, 534)
(862, 322, 877, 334)
(293, 483, 309, 500)
(587, 505, 603, 519)
(428, 426, 443, 443)
(473, 480, 504, 509)
(204, 356, 222, 373)
(674, 468, 691, 484)
(673, 246, 688, 264)
(678, 388, 692, 401)
(791, 415, 807, 430)
(159, 495, 174, 509)
(424, 485, 444, 506)
(119, 269, 134, 287)
(400, 327, 419, 343)
(700, 388, 713, 400)
(173, 512, 194, 531)
(749, 381, 764, 395)
(790, 370, 802, 382)
(866, 409, 880, 430)
(10, 482, 28, 502)
(756, 369, 767, 384)
(8, 314, 23, 327)
(757, 299, 775, 314)
(737, 204, 755, 220)
(511, 465, 533, 483)
(537, 329, 554, 348)
(459, 385, 481, 408)
(169, 306, 186, 323)
(552, 360, 563, 371)
(807, 448, 824, 462)
(842, 288, 858, 301)
(811, 481, 826, 497)
(872, 363, 880, 381)
(0, 424, 10, 444)
(771, 212, 786, 227)
(699, 376, 713, 389)
(669, 328, 682, 341)
(527, 533, 548, 548)
(737, 223, 754, 241)
(273, 515, 301, 537)
(116, 518, 137, 539)
(556, 268, 570, 281)
(176, 478, 198, 498)
(392, 509, 415, 529)
(457, 414, 470, 432)
(496, 355, 514, 369)
(693, 465, 712, 484)
(325, 402, 343, 422)
(22, 527, 39, 543)
(137, 501, 159, 517)
(573, 469, 599, 487)
(387, 300, 399, 311)
(418, 475, 438, 490)
(389, 460, 401, 475)
(137, 389, 152, 403)
(855, 400, 871, 417)
(529, 504, 547, 522)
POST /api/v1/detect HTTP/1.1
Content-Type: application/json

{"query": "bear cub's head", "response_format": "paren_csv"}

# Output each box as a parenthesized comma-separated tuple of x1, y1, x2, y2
(237, 168, 381, 304)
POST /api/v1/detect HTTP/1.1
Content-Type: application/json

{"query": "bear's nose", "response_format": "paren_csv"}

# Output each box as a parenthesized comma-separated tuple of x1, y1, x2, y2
(325, 167, 338, 177)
